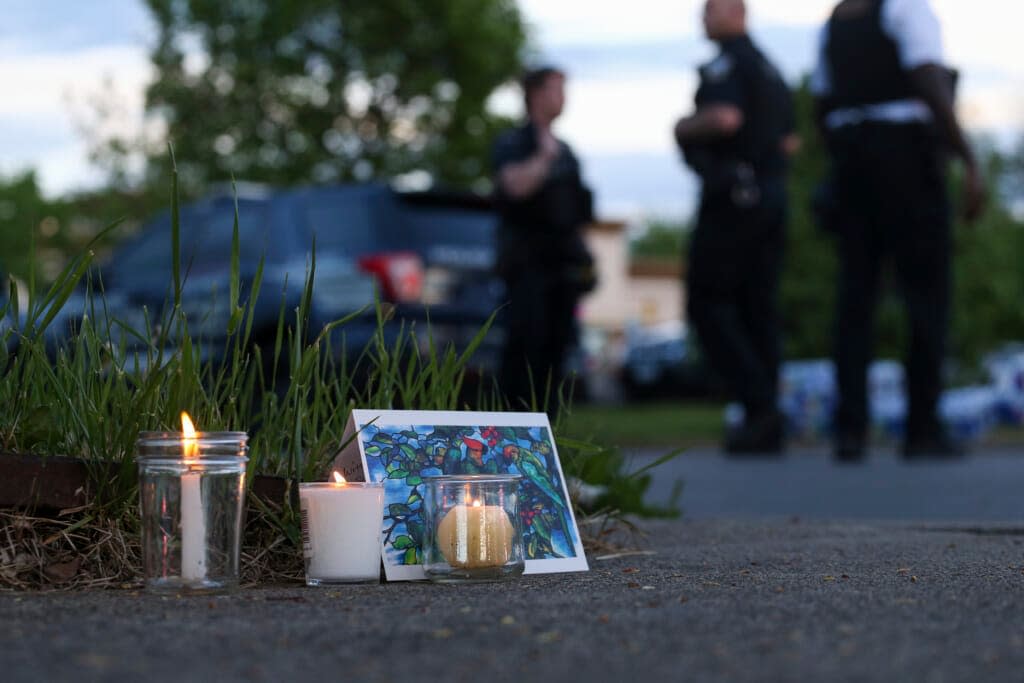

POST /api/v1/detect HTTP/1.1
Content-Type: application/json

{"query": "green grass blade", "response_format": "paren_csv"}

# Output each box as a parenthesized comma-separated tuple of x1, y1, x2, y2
(169, 143, 181, 308)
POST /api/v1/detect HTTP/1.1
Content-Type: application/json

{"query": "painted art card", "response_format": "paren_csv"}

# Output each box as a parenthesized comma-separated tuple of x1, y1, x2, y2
(334, 410, 589, 581)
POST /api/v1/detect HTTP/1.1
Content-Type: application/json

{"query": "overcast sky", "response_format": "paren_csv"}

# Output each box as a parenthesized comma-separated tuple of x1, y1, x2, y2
(1, 0, 1021, 218)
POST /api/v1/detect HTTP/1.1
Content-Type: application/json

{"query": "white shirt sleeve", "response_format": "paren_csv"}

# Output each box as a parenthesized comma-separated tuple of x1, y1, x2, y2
(809, 25, 832, 96)
(882, 0, 945, 69)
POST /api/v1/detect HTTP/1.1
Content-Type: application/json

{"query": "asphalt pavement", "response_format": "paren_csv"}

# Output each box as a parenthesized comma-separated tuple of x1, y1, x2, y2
(635, 445, 1024, 521)
(5, 446, 1024, 682)
(4, 519, 1024, 682)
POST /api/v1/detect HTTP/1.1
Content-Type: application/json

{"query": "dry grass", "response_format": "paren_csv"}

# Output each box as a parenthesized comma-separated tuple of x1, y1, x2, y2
(0, 509, 139, 591)
(2, 504, 640, 591)
(577, 512, 648, 557)
(0, 503, 308, 591)
(238, 504, 304, 586)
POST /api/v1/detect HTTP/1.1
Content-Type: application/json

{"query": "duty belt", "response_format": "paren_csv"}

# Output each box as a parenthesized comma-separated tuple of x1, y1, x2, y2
(825, 99, 932, 131)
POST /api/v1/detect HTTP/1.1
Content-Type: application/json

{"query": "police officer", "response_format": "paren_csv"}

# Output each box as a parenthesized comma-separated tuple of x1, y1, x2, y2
(811, 0, 985, 461)
(674, 0, 796, 453)
(492, 66, 596, 414)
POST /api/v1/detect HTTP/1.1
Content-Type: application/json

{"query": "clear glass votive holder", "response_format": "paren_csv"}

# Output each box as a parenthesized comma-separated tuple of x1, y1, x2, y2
(422, 474, 525, 583)
(299, 481, 385, 586)
(136, 431, 249, 593)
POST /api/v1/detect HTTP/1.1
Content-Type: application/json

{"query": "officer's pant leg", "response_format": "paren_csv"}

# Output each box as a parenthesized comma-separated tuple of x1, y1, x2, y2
(892, 176, 951, 440)
(738, 201, 785, 411)
(834, 216, 883, 439)
(687, 205, 770, 413)
(500, 271, 548, 409)
(541, 280, 579, 414)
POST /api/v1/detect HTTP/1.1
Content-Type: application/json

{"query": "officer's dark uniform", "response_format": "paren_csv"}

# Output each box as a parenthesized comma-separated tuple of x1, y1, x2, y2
(815, 0, 951, 449)
(682, 35, 794, 439)
(492, 122, 595, 410)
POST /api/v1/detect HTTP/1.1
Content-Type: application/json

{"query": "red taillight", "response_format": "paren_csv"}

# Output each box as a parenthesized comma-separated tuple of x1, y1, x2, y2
(358, 251, 424, 303)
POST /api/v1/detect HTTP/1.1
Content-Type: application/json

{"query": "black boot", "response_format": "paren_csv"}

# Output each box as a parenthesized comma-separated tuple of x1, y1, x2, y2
(833, 432, 866, 463)
(725, 409, 785, 456)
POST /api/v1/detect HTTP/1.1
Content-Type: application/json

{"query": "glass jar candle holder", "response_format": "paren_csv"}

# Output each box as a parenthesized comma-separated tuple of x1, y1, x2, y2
(422, 474, 524, 583)
(299, 480, 385, 586)
(136, 431, 249, 592)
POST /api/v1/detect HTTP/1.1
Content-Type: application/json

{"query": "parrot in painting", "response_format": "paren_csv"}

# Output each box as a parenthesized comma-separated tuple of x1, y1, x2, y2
(460, 436, 498, 474)
(501, 444, 564, 509)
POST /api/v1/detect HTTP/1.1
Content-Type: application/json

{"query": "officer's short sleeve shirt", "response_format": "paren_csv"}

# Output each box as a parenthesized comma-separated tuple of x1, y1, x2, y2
(695, 52, 746, 110)
(811, 0, 945, 97)
(491, 126, 532, 176)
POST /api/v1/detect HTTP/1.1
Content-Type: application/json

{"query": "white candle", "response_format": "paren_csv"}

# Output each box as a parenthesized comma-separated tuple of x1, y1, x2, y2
(180, 471, 206, 581)
(180, 413, 206, 582)
(300, 474, 384, 584)
(436, 500, 515, 569)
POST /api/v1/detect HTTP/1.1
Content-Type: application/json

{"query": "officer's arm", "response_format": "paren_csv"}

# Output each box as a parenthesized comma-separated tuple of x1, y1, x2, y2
(498, 132, 560, 199)
(673, 104, 744, 146)
(908, 65, 973, 166)
(908, 64, 985, 221)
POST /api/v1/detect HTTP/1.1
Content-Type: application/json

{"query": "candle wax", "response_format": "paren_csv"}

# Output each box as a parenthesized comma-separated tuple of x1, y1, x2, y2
(300, 484, 384, 582)
(180, 470, 207, 581)
(436, 504, 515, 569)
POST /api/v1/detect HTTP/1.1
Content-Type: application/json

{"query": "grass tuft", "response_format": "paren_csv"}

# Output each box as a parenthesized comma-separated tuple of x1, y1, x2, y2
(0, 172, 679, 590)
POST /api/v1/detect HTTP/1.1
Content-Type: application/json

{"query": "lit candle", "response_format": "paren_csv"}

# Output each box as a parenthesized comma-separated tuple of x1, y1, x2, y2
(436, 499, 515, 569)
(299, 473, 385, 585)
(179, 412, 206, 582)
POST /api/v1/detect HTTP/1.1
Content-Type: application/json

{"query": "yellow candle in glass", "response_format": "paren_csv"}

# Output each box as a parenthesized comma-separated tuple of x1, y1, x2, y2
(436, 499, 515, 569)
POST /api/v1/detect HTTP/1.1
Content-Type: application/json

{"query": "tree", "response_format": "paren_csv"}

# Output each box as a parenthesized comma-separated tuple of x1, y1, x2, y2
(115, 0, 526, 196)
(0, 172, 74, 285)
(779, 80, 837, 360)
(630, 217, 687, 262)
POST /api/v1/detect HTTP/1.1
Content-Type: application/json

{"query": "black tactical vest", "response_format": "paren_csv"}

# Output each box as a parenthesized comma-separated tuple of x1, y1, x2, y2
(825, 0, 914, 107)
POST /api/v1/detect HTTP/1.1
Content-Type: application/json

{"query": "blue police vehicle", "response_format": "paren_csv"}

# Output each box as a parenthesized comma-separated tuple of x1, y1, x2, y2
(90, 182, 506, 377)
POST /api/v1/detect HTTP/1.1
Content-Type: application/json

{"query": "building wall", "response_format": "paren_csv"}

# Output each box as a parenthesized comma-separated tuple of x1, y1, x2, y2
(578, 221, 683, 332)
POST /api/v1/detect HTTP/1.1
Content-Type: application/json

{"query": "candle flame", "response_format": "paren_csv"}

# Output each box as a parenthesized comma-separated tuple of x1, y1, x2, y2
(332, 471, 347, 487)
(181, 411, 199, 459)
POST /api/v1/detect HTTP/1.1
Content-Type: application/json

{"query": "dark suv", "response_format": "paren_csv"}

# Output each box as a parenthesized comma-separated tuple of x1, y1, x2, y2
(97, 182, 506, 374)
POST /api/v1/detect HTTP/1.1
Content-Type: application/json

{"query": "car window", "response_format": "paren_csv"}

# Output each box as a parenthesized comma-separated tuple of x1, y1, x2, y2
(398, 206, 496, 269)
(107, 199, 273, 290)
(186, 200, 271, 271)
(300, 185, 397, 256)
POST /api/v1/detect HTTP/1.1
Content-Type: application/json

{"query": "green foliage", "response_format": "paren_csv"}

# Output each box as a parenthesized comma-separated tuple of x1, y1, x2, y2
(0, 172, 73, 284)
(555, 436, 681, 519)
(0, 170, 167, 294)
(631, 218, 687, 262)
(0, 169, 490, 518)
(951, 202, 1024, 364)
(779, 81, 837, 359)
(115, 0, 526, 195)
(0, 165, 680, 545)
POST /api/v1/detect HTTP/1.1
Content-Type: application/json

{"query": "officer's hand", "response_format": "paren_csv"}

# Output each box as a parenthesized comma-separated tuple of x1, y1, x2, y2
(780, 134, 802, 157)
(962, 162, 986, 224)
(537, 130, 560, 162)
(707, 105, 743, 135)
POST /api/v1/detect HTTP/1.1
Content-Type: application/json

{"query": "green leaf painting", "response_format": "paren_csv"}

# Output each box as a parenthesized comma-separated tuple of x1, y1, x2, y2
(361, 422, 579, 566)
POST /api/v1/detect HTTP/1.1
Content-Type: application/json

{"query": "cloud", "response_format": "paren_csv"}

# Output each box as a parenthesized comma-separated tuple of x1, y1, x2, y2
(1, 0, 153, 56)
(580, 152, 698, 219)
(0, 44, 152, 117)
(1, 0, 1019, 209)
(519, 0, 703, 46)
(0, 43, 152, 194)
(558, 73, 698, 155)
